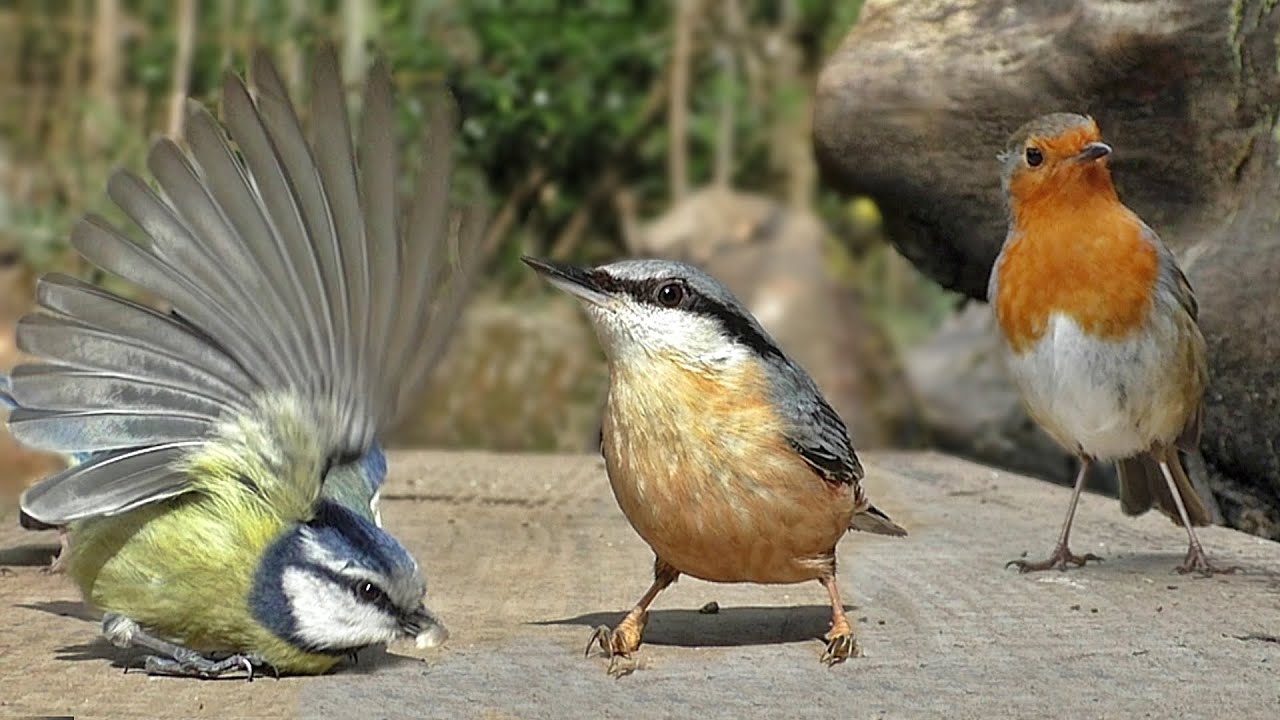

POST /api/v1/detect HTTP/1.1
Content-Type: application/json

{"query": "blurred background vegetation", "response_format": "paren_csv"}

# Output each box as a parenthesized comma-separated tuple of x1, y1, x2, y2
(0, 0, 958, 486)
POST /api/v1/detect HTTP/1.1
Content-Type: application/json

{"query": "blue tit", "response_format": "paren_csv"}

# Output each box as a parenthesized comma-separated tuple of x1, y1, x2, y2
(2, 46, 480, 678)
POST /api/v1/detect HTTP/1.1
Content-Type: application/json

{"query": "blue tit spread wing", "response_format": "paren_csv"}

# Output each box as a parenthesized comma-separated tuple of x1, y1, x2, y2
(13, 47, 480, 526)
(770, 363, 865, 486)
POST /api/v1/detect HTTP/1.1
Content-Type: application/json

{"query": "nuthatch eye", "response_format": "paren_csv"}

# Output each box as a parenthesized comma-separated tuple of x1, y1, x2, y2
(524, 256, 906, 674)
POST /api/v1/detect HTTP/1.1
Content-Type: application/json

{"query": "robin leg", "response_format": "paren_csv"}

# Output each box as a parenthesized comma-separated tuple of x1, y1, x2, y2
(818, 573, 861, 666)
(1156, 460, 1239, 577)
(586, 557, 679, 676)
(1007, 459, 1104, 573)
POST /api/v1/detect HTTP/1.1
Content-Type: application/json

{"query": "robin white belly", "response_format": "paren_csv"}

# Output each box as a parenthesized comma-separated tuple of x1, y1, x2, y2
(1004, 311, 1197, 461)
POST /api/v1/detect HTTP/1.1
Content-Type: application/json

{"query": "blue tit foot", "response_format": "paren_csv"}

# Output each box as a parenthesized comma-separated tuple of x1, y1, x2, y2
(104, 613, 272, 681)
(138, 653, 259, 680)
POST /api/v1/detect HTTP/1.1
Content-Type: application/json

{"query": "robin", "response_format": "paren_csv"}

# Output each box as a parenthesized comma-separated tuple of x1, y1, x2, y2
(990, 112, 1233, 576)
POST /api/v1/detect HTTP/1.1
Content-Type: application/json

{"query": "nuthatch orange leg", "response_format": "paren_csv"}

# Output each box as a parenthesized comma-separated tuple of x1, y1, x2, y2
(818, 574, 861, 665)
(586, 559, 679, 676)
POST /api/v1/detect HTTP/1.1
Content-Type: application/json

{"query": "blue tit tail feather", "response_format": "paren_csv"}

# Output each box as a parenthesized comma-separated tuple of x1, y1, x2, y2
(12, 46, 480, 527)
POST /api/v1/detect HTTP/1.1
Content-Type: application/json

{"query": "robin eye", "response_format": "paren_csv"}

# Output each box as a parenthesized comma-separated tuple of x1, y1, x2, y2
(1025, 147, 1044, 167)
(655, 281, 685, 308)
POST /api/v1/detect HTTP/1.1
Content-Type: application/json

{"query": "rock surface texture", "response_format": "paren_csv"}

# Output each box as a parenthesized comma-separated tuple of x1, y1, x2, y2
(814, 0, 1280, 537)
(2, 451, 1277, 718)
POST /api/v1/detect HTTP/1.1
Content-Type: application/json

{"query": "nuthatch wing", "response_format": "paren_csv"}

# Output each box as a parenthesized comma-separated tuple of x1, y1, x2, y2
(524, 256, 907, 673)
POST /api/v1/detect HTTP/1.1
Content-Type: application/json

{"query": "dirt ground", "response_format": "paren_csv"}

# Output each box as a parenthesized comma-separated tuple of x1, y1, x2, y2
(1, 450, 1278, 719)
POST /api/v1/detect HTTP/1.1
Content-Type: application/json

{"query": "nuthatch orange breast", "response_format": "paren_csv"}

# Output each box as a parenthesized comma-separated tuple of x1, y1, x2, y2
(524, 256, 906, 674)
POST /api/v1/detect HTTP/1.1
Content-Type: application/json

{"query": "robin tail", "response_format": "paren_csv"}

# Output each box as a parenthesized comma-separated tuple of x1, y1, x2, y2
(1117, 446, 1211, 527)
(849, 504, 908, 537)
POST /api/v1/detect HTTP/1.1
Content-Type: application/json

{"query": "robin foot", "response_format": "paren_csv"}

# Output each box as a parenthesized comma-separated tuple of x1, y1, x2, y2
(1006, 545, 1103, 573)
(585, 609, 646, 678)
(1177, 543, 1240, 577)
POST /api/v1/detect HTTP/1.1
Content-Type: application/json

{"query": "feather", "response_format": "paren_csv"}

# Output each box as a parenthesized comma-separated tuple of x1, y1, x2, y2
(358, 58, 401, 425)
(16, 313, 248, 406)
(0, 373, 13, 409)
(9, 408, 212, 453)
(33, 274, 255, 400)
(250, 50, 346, 404)
(11, 364, 229, 418)
(12, 47, 484, 525)
(20, 443, 201, 525)
(311, 47, 369, 444)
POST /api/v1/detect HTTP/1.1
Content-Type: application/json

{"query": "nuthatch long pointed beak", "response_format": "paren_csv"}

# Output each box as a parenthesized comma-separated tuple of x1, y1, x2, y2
(1074, 142, 1112, 163)
(522, 256, 611, 307)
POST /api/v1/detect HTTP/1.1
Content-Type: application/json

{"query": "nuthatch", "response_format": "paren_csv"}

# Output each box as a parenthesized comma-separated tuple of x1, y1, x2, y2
(524, 256, 907, 673)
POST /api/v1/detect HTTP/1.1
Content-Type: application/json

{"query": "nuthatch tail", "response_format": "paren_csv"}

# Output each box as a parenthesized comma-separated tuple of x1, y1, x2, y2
(524, 256, 907, 673)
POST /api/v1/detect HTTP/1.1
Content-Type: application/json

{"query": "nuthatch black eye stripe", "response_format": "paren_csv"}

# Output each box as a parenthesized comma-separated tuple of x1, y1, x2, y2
(597, 271, 783, 360)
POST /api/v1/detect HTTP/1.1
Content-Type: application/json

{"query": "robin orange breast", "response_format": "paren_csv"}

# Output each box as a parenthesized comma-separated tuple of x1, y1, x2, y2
(989, 112, 1235, 576)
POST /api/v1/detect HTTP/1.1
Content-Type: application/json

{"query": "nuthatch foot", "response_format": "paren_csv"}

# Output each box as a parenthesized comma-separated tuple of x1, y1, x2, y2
(524, 256, 907, 674)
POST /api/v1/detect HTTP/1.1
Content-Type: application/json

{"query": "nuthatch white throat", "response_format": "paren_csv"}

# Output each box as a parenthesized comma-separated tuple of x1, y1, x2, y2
(523, 256, 907, 673)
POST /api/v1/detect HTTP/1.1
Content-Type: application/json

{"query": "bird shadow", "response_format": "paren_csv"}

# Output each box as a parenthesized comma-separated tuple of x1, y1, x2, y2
(18, 600, 100, 623)
(1001, 550, 1265, 579)
(537, 604, 841, 648)
(0, 542, 59, 567)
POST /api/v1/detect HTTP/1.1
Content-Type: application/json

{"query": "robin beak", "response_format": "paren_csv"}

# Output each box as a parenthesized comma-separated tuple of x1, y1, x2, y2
(522, 256, 611, 307)
(1074, 142, 1112, 164)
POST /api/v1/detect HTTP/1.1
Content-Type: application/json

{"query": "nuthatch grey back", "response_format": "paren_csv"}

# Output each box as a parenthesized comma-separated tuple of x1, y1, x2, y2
(524, 256, 907, 674)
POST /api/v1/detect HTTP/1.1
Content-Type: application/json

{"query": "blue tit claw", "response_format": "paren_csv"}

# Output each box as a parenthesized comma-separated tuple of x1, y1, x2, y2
(142, 653, 257, 681)
(102, 612, 262, 680)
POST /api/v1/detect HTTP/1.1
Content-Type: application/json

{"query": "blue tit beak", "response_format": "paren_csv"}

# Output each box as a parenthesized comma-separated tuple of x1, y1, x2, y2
(401, 604, 449, 648)
(521, 256, 611, 307)
(1074, 142, 1112, 163)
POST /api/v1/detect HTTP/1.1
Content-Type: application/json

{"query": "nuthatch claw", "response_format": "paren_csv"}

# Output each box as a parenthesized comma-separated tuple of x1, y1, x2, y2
(526, 256, 907, 670)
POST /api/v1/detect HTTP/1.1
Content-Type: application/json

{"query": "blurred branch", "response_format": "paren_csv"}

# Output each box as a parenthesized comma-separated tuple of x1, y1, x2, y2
(549, 167, 622, 260)
(167, 0, 198, 139)
(479, 164, 548, 263)
(88, 0, 122, 132)
(342, 0, 373, 88)
(668, 0, 698, 202)
(712, 44, 736, 187)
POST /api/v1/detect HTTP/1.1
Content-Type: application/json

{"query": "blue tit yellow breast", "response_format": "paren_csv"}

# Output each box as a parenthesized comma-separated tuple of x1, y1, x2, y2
(601, 354, 856, 584)
(66, 464, 340, 674)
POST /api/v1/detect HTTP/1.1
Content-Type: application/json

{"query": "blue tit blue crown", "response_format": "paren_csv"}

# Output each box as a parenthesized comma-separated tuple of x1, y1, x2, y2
(250, 498, 425, 655)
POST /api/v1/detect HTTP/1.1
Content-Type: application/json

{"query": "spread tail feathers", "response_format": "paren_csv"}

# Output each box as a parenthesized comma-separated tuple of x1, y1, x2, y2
(849, 504, 908, 537)
(9, 47, 480, 527)
(1117, 446, 1215, 527)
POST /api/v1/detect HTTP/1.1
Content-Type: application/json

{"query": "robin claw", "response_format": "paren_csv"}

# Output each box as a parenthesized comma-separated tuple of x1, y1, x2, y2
(1006, 546, 1104, 573)
(1176, 545, 1240, 577)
